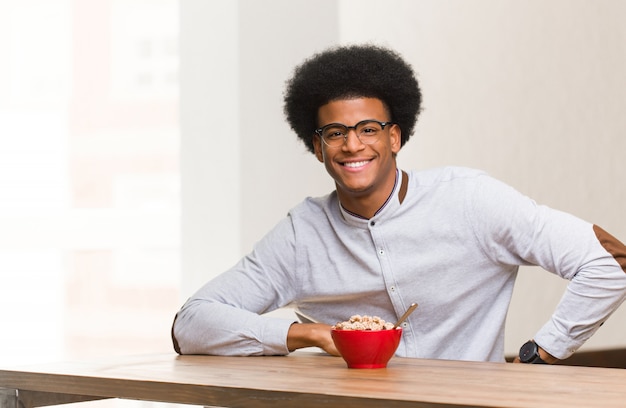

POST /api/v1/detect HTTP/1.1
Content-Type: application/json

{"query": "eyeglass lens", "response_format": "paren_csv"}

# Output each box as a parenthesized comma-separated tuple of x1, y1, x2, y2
(320, 120, 386, 147)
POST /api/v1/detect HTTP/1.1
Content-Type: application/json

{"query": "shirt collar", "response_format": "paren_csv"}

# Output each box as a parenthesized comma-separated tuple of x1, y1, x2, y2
(339, 168, 407, 227)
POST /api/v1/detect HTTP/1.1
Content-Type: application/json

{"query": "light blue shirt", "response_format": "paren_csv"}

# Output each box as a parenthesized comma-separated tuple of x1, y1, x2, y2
(173, 167, 626, 361)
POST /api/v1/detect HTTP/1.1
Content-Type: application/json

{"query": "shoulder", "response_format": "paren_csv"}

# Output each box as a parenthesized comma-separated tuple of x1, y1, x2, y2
(406, 166, 493, 189)
(404, 167, 525, 211)
(289, 191, 338, 217)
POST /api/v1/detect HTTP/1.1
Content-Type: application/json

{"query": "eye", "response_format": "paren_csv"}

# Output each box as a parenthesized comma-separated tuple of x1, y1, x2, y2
(358, 122, 382, 135)
(323, 126, 346, 139)
(360, 126, 378, 134)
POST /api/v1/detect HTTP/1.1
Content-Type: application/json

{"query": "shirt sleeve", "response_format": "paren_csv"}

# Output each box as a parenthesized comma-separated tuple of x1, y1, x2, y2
(534, 224, 626, 359)
(172, 215, 300, 356)
(469, 174, 626, 360)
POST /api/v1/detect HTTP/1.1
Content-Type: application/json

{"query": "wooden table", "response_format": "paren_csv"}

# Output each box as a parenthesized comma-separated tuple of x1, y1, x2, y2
(1, 352, 626, 408)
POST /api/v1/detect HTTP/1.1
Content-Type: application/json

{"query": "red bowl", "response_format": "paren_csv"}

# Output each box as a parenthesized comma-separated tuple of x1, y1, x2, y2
(331, 328, 402, 369)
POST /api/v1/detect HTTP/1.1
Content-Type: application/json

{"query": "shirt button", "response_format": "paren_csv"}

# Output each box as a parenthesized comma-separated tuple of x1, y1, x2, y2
(370, 221, 376, 227)
(402, 322, 408, 328)
(379, 249, 384, 255)
(390, 286, 395, 292)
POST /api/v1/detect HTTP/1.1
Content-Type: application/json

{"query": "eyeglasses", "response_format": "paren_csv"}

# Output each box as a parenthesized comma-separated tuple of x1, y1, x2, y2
(314, 119, 395, 148)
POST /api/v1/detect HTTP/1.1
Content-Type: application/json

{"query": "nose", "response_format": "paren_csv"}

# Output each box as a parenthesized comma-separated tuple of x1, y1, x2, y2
(342, 128, 365, 150)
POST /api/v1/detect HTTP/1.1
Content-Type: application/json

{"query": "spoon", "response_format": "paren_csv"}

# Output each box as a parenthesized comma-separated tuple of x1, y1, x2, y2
(393, 303, 418, 328)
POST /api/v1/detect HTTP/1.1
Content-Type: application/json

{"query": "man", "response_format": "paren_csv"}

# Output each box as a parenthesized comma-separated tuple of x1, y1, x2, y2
(172, 44, 626, 363)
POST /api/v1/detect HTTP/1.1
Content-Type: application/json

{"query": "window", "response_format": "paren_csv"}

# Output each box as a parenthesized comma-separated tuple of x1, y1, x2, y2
(0, 0, 180, 370)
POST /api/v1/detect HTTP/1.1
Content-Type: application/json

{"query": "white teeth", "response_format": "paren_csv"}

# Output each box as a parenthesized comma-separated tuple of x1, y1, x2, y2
(344, 160, 369, 168)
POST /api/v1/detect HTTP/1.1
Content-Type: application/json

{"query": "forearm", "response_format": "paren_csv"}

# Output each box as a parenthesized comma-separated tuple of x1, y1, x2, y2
(517, 218, 626, 360)
(535, 261, 626, 360)
(172, 219, 300, 356)
(173, 300, 293, 356)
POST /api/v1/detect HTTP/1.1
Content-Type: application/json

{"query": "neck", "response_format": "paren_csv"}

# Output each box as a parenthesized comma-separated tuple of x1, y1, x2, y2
(337, 170, 398, 219)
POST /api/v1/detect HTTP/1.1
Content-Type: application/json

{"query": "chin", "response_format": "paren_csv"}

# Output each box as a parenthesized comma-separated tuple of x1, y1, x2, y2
(338, 181, 375, 196)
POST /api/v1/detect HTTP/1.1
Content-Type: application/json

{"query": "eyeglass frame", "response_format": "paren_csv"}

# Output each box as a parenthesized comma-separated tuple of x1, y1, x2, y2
(314, 119, 396, 148)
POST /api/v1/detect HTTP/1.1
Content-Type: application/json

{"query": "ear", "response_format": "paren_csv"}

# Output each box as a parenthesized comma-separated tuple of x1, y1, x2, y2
(312, 135, 324, 162)
(389, 124, 402, 154)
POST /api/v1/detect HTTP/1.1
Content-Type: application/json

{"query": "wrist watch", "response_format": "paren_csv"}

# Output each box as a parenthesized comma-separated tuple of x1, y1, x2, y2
(519, 340, 547, 364)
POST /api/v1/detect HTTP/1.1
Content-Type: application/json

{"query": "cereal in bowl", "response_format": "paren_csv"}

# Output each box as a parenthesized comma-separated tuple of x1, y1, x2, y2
(332, 314, 395, 330)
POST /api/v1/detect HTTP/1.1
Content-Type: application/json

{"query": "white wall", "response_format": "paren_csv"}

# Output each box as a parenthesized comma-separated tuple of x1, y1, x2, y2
(179, 0, 241, 300)
(180, 0, 626, 355)
(180, 0, 338, 297)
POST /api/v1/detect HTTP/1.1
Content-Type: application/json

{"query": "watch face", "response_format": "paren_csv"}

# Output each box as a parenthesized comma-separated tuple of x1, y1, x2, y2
(519, 341, 538, 363)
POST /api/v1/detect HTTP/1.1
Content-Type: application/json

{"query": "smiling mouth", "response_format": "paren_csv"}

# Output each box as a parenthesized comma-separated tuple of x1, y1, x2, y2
(342, 160, 371, 168)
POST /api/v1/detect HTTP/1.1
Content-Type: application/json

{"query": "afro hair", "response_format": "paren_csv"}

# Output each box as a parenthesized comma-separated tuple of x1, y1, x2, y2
(283, 44, 422, 154)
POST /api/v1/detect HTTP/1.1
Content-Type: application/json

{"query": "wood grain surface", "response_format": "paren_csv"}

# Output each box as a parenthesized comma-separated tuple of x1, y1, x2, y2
(1, 352, 625, 408)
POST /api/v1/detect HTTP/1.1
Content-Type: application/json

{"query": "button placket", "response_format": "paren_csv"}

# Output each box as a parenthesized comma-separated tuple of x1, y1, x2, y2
(369, 220, 407, 335)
